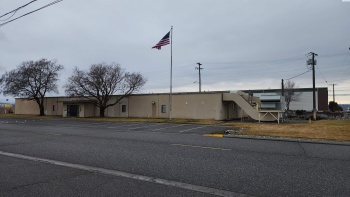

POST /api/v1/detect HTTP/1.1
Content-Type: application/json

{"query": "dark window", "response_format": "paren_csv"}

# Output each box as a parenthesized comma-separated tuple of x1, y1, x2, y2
(122, 105, 126, 113)
(52, 105, 55, 112)
(161, 105, 166, 113)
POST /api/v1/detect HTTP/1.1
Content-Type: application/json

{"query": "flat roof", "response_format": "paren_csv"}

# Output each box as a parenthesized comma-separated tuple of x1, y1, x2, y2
(61, 100, 96, 104)
(15, 91, 230, 99)
(241, 87, 328, 93)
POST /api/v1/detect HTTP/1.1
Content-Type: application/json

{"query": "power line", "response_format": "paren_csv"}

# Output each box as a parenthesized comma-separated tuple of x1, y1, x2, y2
(204, 52, 349, 67)
(316, 65, 328, 85)
(0, 0, 63, 27)
(204, 56, 305, 66)
(318, 52, 349, 58)
(0, 10, 18, 21)
(285, 70, 310, 80)
(0, 0, 38, 20)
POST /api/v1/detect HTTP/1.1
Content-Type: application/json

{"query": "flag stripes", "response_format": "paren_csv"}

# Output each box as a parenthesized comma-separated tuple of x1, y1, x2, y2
(152, 31, 170, 50)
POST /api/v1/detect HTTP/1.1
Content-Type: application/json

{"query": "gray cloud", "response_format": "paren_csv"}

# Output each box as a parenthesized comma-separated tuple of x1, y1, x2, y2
(0, 0, 350, 103)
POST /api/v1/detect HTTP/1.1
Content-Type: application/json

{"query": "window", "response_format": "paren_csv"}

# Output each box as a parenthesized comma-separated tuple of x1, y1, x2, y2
(161, 105, 166, 113)
(122, 105, 127, 113)
(52, 105, 55, 112)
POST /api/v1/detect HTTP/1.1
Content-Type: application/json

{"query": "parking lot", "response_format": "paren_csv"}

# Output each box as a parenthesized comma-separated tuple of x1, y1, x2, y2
(0, 117, 229, 136)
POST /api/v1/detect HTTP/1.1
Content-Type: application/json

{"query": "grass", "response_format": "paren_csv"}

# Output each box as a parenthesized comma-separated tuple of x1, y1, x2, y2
(1, 114, 350, 141)
(224, 120, 350, 142)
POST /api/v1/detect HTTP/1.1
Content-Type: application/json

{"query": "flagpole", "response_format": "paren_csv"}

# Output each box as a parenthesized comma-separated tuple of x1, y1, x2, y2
(169, 26, 173, 120)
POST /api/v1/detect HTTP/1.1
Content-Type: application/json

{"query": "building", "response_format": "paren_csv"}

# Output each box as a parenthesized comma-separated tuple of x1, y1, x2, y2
(242, 87, 328, 111)
(15, 87, 326, 121)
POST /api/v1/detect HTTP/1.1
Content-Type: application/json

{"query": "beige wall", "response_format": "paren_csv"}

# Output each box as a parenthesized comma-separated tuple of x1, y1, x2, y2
(44, 97, 62, 116)
(105, 97, 129, 117)
(129, 94, 166, 118)
(84, 103, 95, 117)
(172, 93, 225, 120)
(128, 93, 225, 120)
(15, 99, 39, 115)
(15, 92, 227, 120)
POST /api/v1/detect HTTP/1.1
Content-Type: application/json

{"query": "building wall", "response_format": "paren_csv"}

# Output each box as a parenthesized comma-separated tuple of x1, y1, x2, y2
(317, 88, 329, 111)
(290, 92, 315, 111)
(15, 99, 39, 115)
(252, 92, 316, 111)
(129, 94, 162, 118)
(105, 97, 129, 118)
(244, 87, 328, 111)
(84, 103, 96, 117)
(126, 93, 225, 120)
(173, 93, 225, 120)
(15, 92, 226, 120)
(44, 97, 62, 115)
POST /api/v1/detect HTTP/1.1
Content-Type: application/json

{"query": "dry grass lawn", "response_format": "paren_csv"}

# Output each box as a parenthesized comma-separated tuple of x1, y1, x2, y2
(1, 114, 349, 141)
(225, 120, 350, 142)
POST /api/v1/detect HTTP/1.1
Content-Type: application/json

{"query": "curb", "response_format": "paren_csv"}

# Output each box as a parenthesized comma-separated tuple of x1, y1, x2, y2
(222, 134, 350, 146)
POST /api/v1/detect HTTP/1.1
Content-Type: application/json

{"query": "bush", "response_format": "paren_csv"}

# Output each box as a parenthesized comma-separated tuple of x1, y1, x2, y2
(295, 110, 306, 116)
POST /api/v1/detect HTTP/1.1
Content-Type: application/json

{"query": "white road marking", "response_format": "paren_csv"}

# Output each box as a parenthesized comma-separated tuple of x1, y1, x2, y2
(108, 123, 144, 129)
(152, 124, 185, 131)
(172, 144, 231, 151)
(0, 151, 250, 197)
(128, 123, 166, 130)
(178, 126, 206, 133)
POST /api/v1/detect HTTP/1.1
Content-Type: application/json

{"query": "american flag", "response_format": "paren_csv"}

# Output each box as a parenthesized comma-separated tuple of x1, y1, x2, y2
(152, 31, 170, 50)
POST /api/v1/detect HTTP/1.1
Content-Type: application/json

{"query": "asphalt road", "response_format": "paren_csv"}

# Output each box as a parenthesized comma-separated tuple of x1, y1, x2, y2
(0, 117, 350, 197)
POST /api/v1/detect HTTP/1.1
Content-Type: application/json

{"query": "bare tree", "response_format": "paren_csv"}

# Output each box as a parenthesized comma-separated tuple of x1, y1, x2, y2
(283, 80, 301, 111)
(0, 59, 64, 116)
(64, 62, 146, 117)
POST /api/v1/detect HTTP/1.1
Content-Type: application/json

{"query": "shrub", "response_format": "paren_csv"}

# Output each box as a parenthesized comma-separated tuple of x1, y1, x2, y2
(295, 110, 306, 116)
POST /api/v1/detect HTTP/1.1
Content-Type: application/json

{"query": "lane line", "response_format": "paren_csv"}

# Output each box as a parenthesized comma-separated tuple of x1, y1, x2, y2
(128, 123, 166, 130)
(0, 151, 250, 197)
(152, 124, 185, 131)
(178, 126, 206, 133)
(107, 123, 140, 128)
(172, 144, 231, 151)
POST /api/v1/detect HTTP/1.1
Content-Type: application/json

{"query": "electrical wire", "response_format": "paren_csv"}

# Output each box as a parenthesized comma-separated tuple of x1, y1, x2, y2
(204, 56, 305, 66)
(0, 0, 38, 20)
(284, 70, 310, 80)
(316, 65, 328, 85)
(0, 9, 18, 21)
(0, 0, 63, 27)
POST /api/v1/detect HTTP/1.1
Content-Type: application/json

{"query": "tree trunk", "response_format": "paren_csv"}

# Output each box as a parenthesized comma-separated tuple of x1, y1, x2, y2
(39, 104, 45, 116)
(99, 107, 105, 117)
(35, 98, 45, 116)
(286, 100, 290, 111)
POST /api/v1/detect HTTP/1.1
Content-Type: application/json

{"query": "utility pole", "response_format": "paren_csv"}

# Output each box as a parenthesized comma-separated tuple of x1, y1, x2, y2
(195, 63, 203, 92)
(331, 84, 337, 102)
(281, 79, 284, 96)
(307, 52, 318, 121)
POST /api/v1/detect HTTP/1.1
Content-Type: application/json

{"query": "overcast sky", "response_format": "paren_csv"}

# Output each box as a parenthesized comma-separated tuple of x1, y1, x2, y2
(1, 0, 350, 104)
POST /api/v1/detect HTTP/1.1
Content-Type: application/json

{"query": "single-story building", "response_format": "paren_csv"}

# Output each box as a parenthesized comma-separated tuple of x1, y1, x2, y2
(15, 87, 327, 121)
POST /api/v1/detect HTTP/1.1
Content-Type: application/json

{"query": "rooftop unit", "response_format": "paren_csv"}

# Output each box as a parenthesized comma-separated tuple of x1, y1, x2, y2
(259, 94, 285, 110)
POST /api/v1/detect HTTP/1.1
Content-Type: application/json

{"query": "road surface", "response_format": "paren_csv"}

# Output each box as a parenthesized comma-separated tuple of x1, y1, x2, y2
(0, 117, 350, 196)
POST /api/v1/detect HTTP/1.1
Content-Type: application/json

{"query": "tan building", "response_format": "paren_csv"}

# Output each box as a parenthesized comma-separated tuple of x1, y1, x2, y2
(15, 91, 284, 122)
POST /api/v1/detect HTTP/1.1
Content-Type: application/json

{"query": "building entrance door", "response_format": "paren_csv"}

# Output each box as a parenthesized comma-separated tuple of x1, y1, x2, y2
(67, 105, 79, 117)
(152, 104, 156, 118)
